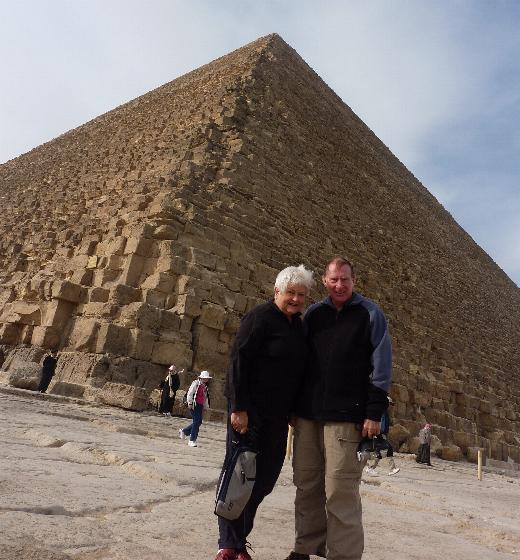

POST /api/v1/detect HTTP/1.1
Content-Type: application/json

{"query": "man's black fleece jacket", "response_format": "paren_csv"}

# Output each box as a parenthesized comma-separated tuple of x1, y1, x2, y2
(296, 293, 392, 423)
(225, 301, 307, 419)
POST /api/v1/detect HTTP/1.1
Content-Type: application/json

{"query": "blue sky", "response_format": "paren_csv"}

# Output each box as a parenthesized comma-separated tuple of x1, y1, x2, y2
(1, 1, 519, 285)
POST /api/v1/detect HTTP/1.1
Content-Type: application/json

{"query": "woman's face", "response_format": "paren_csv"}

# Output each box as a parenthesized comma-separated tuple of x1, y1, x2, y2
(274, 283, 307, 318)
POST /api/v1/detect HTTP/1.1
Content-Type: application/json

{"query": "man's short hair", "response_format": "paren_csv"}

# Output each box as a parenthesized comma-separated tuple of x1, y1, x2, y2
(274, 264, 314, 294)
(323, 256, 355, 277)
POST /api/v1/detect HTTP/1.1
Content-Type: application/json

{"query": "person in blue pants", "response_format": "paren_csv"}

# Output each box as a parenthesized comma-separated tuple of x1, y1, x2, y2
(179, 370, 211, 447)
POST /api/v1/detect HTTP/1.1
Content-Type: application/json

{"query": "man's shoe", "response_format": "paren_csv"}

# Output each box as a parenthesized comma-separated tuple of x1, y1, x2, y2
(179, 429, 186, 440)
(214, 549, 237, 560)
(283, 552, 310, 560)
(388, 467, 400, 476)
(188, 440, 197, 447)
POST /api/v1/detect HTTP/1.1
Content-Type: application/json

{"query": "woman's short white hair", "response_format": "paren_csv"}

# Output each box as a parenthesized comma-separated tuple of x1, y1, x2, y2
(274, 264, 314, 294)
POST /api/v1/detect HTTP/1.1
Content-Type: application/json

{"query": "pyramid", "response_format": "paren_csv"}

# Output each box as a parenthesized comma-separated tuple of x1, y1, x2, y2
(0, 34, 519, 462)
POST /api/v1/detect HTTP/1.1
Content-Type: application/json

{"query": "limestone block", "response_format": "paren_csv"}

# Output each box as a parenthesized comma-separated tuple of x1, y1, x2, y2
(5, 365, 41, 391)
(97, 382, 149, 411)
(193, 324, 220, 352)
(95, 324, 131, 356)
(31, 326, 61, 349)
(160, 310, 181, 331)
(86, 255, 99, 268)
(109, 284, 142, 306)
(188, 246, 216, 269)
(66, 318, 100, 352)
(390, 383, 409, 403)
(192, 346, 228, 373)
(128, 329, 156, 361)
(42, 300, 74, 328)
(388, 423, 410, 448)
(233, 293, 248, 313)
(50, 281, 84, 303)
(106, 236, 127, 256)
(119, 302, 162, 330)
(0, 323, 23, 345)
(438, 444, 463, 461)
(223, 314, 241, 333)
(153, 224, 179, 240)
(144, 289, 166, 308)
(452, 430, 476, 451)
(175, 294, 202, 317)
(141, 272, 176, 294)
(199, 303, 226, 330)
(49, 381, 85, 398)
(151, 341, 193, 368)
(124, 237, 156, 257)
(82, 302, 119, 319)
(119, 254, 145, 287)
(1, 301, 41, 325)
(107, 255, 125, 271)
(89, 287, 110, 303)
(466, 446, 485, 464)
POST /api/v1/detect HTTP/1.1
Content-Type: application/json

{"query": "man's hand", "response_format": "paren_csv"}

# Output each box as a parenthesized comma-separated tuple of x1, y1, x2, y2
(362, 419, 381, 438)
(231, 411, 248, 434)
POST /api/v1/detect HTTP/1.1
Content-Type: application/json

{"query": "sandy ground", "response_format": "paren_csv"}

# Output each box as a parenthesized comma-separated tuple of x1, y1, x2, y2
(1, 387, 519, 560)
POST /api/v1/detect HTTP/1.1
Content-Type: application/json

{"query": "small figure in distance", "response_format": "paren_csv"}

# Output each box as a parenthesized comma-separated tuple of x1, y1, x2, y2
(158, 364, 182, 416)
(416, 423, 433, 466)
(365, 396, 400, 476)
(179, 370, 211, 447)
(38, 349, 58, 393)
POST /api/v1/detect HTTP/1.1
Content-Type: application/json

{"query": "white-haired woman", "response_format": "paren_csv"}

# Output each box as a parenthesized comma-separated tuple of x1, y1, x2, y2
(215, 265, 314, 560)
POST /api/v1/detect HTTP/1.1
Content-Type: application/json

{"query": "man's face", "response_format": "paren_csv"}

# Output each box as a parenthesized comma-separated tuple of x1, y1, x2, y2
(322, 263, 355, 309)
(274, 283, 307, 317)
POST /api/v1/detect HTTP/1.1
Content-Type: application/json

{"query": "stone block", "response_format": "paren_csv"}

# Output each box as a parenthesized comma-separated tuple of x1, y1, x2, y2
(66, 318, 100, 352)
(175, 294, 202, 317)
(0, 323, 23, 345)
(42, 300, 75, 328)
(151, 341, 193, 369)
(143, 289, 166, 308)
(5, 365, 41, 391)
(128, 329, 156, 361)
(119, 254, 145, 287)
(49, 381, 85, 398)
(199, 303, 226, 330)
(97, 382, 149, 411)
(0, 301, 41, 325)
(124, 237, 156, 257)
(160, 310, 181, 331)
(31, 326, 61, 349)
(141, 272, 176, 293)
(119, 302, 162, 330)
(51, 280, 86, 303)
(89, 287, 110, 303)
(466, 446, 485, 464)
(95, 324, 131, 356)
(86, 255, 98, 269)
(109, 284, 142, 306)
(438, 444, 463, 461)
(193, 324, 220, 352)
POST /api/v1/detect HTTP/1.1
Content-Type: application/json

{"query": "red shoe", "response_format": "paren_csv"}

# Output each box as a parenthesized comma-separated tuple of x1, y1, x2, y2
(215, 549, 237, 560)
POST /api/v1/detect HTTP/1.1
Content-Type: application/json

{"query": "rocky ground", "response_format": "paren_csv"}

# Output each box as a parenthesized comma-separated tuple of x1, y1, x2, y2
(1, 386, 519, 560)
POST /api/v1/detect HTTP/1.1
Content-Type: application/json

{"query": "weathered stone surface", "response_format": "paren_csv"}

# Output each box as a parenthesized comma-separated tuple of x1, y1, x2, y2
(438, 445, 463, 462)
(0, 34, 520, 462)
(97, 382, 149, 411)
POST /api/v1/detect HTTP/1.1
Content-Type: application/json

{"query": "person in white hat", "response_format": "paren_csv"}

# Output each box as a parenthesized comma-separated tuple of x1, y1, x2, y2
(179, 370, 212, 447)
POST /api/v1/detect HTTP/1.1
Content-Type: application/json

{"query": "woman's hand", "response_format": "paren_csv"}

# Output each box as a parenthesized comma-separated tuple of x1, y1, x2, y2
(231, 411, 248, 434)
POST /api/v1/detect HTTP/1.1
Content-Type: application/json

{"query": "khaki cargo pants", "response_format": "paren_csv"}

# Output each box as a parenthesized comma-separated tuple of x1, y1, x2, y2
(293, 417, 365, 560)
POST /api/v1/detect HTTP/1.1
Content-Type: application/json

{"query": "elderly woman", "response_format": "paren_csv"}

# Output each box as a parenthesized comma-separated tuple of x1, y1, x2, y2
(215, 264, 314, 560)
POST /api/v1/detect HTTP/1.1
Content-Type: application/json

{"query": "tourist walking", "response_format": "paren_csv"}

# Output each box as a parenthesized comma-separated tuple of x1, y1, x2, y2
(180, 370, 211, 447)
(285, 257, 392, 560)
(214, 264, 313, 560)
(416, 423, 433, 466)
(158, 364, 181, 416)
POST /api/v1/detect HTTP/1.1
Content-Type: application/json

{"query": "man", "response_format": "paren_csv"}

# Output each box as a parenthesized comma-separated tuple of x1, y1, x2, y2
(38, 350, 58, 393)
(286, 257, 392, 560)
